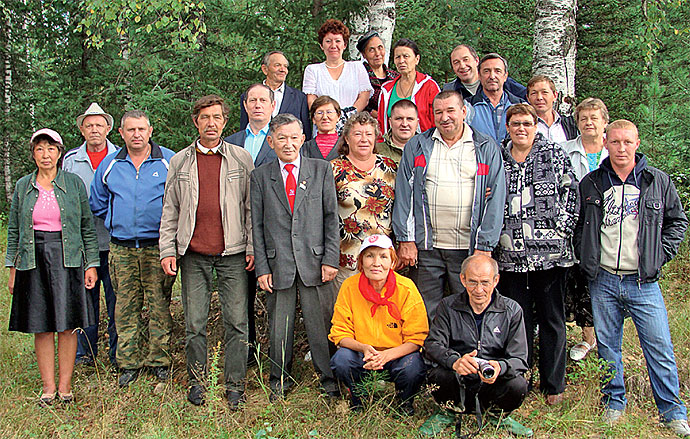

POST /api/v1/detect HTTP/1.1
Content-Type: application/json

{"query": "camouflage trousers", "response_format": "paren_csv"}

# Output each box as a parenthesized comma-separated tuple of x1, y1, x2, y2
(109, 243, 176, 369)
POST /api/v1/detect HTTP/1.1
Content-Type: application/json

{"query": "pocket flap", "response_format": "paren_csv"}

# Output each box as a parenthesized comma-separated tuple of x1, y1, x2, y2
(266, 249, 276, 258)
(312, 245, 324, 256)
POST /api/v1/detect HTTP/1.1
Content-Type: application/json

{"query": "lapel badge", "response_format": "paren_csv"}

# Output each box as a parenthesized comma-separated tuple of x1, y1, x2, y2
(299, 181, 307, 190)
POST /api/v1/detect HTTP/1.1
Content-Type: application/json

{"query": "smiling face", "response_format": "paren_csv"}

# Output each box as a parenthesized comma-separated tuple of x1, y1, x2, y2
(79, 115, 110, 150)
(393, 46, 420, 75)
(361, 246, 393, 283)
(527, 81, 558, 117)
(345, 122, 377, 161)
(433, 95, 467, 141)
(479, 58, 508, 93)
(507, 113, 537, 149)
(460, 260, 499, 314)
(320, 32, 346, 62)
(33, 139, 61, 172)
(390, 106, 419, 144)
(267, 121, 305, 163)
(312, 103, 338, 134)
(363, 36, 386, 70)
(450, 46, 479, 84)
(261, 53, 289, 86)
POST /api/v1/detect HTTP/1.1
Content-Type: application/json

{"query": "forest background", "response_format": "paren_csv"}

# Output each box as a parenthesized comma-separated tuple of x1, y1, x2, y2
(2, 1, 690, 438)
(1, 0, 690, 211)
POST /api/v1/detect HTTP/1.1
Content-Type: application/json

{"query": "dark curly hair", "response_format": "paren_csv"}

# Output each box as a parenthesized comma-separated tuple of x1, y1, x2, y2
(317, 19, 350, 45)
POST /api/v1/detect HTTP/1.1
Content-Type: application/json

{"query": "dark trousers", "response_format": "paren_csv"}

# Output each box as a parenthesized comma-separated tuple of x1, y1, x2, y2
(330, 347, 426, 406)
(247, 269, 257, 360)
(180, 251, 248, 391)
(267, 274, 337, 393)
(498, 267, 567, 395)
(77, 250, 117, 364)
(427, 366, 528, 414)
(417, 248, 469, 320)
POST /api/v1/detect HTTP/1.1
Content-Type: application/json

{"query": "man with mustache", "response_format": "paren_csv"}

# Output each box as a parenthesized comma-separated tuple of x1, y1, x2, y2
(159, 95, 254, 409)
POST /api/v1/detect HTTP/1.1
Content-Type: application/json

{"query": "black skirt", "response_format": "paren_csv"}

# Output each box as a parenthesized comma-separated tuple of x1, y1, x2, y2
(8, 231, 95, 333)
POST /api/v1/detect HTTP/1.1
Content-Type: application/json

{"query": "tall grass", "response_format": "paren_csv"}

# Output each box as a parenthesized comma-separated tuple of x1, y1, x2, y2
(1, 232, 688, 437)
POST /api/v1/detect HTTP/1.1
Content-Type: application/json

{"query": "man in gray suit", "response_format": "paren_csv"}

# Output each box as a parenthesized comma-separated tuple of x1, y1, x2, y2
(250, 113, 340, 400)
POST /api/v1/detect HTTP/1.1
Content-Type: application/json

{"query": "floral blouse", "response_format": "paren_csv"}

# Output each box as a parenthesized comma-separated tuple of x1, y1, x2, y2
(331, 154, 397, 270)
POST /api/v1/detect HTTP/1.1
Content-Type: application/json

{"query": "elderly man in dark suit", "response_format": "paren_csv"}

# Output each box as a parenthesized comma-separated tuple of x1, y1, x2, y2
(239, 51, 312, 140)
(250, 113, 340, 401)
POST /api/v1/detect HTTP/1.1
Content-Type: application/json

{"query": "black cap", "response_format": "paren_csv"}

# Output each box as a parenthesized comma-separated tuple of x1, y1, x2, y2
(356, 31, 380, 53)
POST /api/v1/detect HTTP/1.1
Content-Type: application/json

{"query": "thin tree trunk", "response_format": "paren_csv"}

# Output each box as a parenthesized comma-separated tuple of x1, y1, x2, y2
(348, 0, 396, 64)
(532, 0, 577, 113)
(120, 25, 132, 105)
(3, 12, 13, 203)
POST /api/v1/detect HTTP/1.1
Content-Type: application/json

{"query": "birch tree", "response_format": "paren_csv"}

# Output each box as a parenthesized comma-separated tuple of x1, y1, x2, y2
(348, 0, 396, 63)
(532, 0, 577, 113)
(2, 7, 13, 203)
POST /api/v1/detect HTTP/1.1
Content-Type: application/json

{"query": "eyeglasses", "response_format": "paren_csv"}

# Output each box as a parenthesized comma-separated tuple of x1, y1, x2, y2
(315, 110, 337, 116)
(508, 121, 535, 128)
(465, 280, 495, 289)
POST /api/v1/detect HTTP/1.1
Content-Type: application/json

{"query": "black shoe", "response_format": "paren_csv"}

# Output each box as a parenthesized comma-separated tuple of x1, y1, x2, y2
(75, 356, 95, 366)
(187, 384, 205, 406)
(226, 390, 245, 411)
(269, 387, 284, 403)
(118, 368, 140, 387)
(151, 366, 170, 381)
(399, 399, 415, 416)
(322, 388, 341, 399)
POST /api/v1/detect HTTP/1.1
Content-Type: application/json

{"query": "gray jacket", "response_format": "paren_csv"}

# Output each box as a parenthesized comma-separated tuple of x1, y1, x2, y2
(62, 139, 119, 251)
(392, 126, 506, 252)
(250, 157, 339, 289)
(159, 140, 254, 259)
(562, 136, 608, 181)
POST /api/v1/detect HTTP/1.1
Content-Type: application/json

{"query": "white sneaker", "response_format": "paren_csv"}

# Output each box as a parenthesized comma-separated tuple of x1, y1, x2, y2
(570, 341, 595, 361)
(663, 419, 690, 437)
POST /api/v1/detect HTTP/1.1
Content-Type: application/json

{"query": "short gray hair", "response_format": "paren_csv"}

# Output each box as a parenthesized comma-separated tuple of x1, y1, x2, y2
(244, 83, 275, 104)
(478, 53, 508, 73)
(262, 50, 287, 67)
(120, 109, 150, 127)
(460, 254, 499, 276)
(269, 113, 303, 134)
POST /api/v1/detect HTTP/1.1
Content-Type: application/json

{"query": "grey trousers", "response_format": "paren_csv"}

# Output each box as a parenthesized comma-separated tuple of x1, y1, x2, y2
(267, 274, 337, 393)
(417, 248, 469, 320)
(180, 251, 248, 391)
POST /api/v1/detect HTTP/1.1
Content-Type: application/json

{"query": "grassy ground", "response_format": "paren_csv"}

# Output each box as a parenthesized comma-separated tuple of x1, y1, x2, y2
(1, 236, 689, 438)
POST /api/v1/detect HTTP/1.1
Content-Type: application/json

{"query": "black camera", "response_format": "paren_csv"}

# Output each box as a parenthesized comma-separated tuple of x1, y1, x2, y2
(475, 357, 495, 379)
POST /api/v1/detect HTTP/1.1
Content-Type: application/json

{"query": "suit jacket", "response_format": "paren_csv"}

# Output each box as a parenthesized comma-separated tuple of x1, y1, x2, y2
(224, 130, 276, 168)
(239, 84, 312, 140)
(300, 138, 340, 161)
(251, 157, 339, 289)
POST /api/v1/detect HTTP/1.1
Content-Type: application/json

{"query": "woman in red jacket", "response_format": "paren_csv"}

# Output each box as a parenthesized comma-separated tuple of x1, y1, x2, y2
(377, 38, 440, 135)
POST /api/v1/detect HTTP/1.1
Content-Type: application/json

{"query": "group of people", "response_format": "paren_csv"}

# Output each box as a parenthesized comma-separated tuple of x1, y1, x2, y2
(6, 17, 690, 438)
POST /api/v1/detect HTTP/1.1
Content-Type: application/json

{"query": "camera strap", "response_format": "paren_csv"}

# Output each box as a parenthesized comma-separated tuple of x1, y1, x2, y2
(454, 383, 483, 438)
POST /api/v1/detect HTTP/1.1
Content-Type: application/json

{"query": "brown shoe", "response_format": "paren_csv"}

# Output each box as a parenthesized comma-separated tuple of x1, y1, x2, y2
(545, 393, 564, 406)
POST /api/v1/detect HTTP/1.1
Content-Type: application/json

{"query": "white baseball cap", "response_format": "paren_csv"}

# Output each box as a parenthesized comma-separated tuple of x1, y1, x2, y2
(359, 234, 394, 254)
(30, 128, 63, 145)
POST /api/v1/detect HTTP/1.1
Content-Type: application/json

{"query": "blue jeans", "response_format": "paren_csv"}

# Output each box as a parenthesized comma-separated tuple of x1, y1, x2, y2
(77, 251, 117, 364)
(590, 268, 687, 421)
(330, 347, 426, 406)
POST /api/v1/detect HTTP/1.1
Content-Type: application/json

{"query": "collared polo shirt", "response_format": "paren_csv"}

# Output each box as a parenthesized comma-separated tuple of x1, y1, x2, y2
(425, 124, 477, 249)
(244, 123, 269, 163)
(537, 110, 568, 145)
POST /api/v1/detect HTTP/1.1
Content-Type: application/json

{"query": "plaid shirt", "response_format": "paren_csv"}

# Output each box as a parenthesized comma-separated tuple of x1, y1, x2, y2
(363, 61, 399, 113)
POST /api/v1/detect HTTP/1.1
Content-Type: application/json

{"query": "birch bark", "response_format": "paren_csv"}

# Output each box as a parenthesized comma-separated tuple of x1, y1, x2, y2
(533, 0, 577, 113)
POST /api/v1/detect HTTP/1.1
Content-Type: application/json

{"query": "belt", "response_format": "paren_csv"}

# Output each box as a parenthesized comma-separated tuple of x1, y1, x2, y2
(111, 237, 158, 248)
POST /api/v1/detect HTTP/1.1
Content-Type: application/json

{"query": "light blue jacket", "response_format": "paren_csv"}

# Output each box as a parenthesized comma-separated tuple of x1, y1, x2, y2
(392, 126, 506, 252)
(468, 89, 524, 143)
(90, 142, 174, 243)
(62, 139, 119, 251)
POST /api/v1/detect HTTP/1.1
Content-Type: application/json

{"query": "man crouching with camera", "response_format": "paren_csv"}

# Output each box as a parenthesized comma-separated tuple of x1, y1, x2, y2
(420, 254, 533, 437)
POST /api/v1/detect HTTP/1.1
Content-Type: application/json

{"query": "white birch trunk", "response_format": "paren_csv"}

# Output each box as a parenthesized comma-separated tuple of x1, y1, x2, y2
(3, 13, 13, 203)
(120, 25, 132, 105)
(532, 0, 577, 114)
(348, 0, 396, 64)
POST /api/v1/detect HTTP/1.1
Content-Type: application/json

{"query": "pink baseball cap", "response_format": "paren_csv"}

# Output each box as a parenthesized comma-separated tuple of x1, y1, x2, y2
(359, 234, 394, 254)
(30, 128, 63, 145)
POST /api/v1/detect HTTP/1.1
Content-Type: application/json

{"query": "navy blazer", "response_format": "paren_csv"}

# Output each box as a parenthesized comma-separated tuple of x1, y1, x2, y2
(224, 129, 277, 169)
(239, 84, 312, 140)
